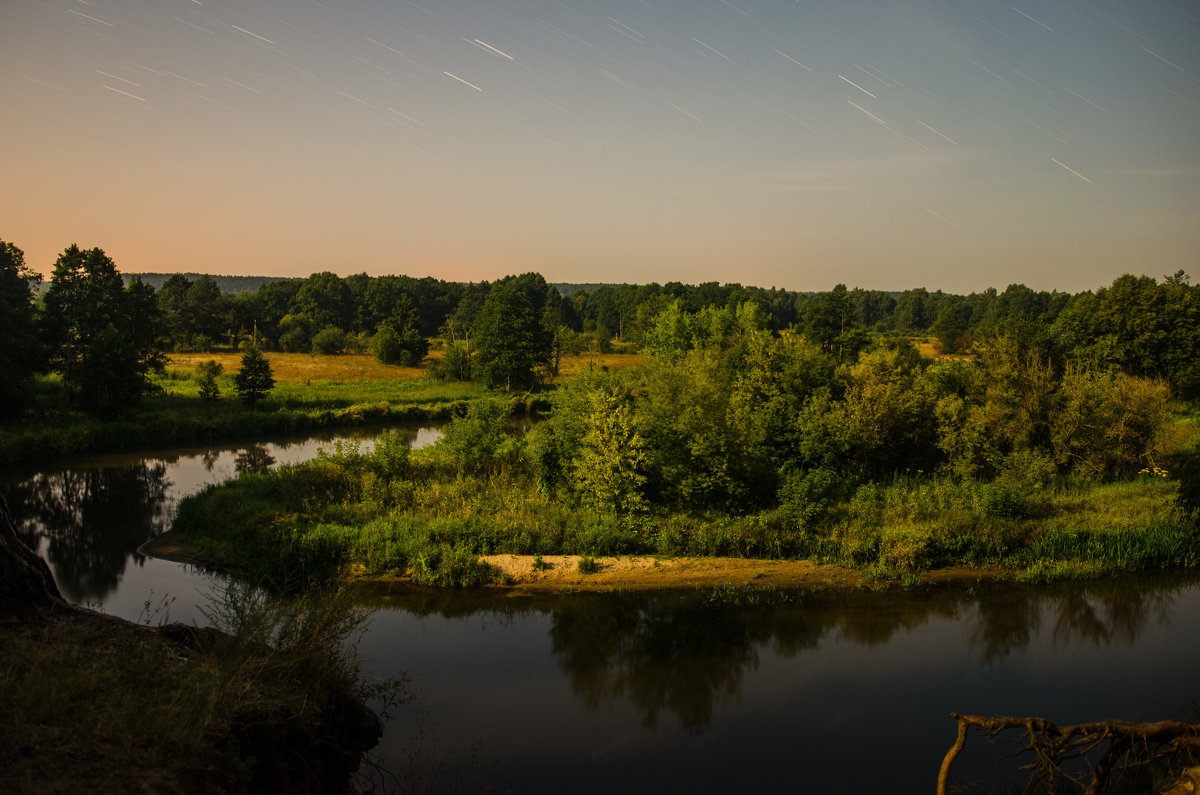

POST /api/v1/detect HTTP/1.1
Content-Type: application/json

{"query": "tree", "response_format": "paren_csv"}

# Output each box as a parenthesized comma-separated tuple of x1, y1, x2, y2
(40, 245, 164, 415)
(1054, 273, 1200, 401)
(233, 346, 275, 406)
(570, 387, 648, 513)
(182, 275, 226, 350)
(473, 283, 550, 391)
(0, 240, 41, 416)
(157, 273, 192, 350)
(371, 322, 428, 366)
(440, 285, 487, 381)
(311, 326, 347, 355)
(643, 300, 694, 362)
(293, 271, 353, 332)
(804, 285, 862, 362)
(196, 360, 223, 404)
(542, 284, 575, 376)
(929, 307, 969, 354)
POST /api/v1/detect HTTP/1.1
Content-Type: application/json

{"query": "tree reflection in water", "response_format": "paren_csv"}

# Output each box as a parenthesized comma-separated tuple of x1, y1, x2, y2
(235, 444, 276, 475)
(550, 597, 759, 734)
(541, 577, 1196, 735)
(4, 463, 171, 603)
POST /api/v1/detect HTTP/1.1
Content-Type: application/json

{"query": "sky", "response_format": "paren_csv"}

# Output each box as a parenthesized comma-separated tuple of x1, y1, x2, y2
(2, 0, 1197, 293)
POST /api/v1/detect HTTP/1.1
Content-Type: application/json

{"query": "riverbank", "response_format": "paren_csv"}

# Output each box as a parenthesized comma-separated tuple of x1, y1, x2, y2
(0, 490, 388, 794)
(0, 357, 481, 467)
(163, 427, 1198, 594)
(139, 530, 1170, 597)
(0, 597, 388, 794)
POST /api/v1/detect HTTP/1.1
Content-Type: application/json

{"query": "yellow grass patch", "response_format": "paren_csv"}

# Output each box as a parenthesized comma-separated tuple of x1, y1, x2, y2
(168, 350, 646, 384)
(914, 336, 974, 361)
(167, 353, 423, 383)
(554, 351, 646, 377)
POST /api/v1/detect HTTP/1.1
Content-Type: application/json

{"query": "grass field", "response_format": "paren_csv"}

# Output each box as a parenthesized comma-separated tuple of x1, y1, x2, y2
(0, 350, 646, 465)
(165, 349, 645, 385)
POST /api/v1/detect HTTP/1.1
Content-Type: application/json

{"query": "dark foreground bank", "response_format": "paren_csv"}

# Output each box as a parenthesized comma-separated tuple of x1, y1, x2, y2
(0, 494, 389, 794)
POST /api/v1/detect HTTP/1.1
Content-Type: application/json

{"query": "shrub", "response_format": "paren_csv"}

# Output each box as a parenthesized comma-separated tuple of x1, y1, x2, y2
(777, 467, 836, 528)
(436, 399, 521, 476)
(409, 543, 494, 587)
(371, 326, 408, 366)
(312, 326, 347, 355)
(977, 482, 1026, 519)
(577, 555, 601, 574)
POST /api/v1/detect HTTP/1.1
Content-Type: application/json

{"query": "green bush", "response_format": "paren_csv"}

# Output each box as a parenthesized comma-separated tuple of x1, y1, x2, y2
(311, 326, 347, 355)
(409, 543, 494, 587)
(778, 468, 836, 528)
(577, 556, 601, 574)
(977, 482, 1027, 519)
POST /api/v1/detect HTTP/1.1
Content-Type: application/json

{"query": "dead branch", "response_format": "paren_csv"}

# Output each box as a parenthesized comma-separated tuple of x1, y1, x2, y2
(937, 713, 1200, 795)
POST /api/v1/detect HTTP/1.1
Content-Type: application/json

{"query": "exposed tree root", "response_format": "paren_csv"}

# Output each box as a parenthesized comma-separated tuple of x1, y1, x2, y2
(938, 713, 1200, 794)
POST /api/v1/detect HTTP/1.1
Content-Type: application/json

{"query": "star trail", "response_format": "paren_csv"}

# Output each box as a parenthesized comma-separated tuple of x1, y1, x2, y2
(2, 0, 1196, 290)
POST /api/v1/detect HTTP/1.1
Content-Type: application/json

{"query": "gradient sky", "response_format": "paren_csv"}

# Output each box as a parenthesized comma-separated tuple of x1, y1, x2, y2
(2, 0, 1197, 292)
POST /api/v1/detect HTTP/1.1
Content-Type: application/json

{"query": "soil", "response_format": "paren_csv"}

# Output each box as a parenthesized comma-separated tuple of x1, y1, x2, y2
(141, 532, 1000, 594)
(478, 554, 860, 592)
(472, 555, 999, 593)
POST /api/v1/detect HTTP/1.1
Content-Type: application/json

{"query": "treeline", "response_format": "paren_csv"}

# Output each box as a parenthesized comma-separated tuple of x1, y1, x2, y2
(135, 268, 1200, 403)
(4, 236, 1199, 423)
(122, 272, 300, 294)
(119, 266, 1200, 396)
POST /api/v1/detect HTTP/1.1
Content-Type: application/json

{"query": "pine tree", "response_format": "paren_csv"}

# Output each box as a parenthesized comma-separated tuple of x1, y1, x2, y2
(233, 346, 275, 406)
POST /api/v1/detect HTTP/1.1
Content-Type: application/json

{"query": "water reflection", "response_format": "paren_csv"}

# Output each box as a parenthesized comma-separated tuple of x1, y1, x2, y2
(968, 580, 1178, 664)
(550, 597, 758, 733)
(235, 444, 276, 475)
(5, 464, 171, 603)
(0, 424, 443, 607)
(383, 576, 1199, 737)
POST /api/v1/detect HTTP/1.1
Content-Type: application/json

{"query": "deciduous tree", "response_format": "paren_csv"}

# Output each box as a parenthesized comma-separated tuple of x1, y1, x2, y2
(473, 282, 550, 391)
(0, 240, 41, 415)
(40, 245, 164, 415)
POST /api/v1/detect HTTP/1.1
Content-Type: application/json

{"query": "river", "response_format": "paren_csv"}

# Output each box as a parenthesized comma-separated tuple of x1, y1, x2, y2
(4, 427, 1199, 793)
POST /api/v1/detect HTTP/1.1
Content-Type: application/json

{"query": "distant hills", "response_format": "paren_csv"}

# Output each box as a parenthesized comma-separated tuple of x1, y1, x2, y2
(124, 273, 615, 296)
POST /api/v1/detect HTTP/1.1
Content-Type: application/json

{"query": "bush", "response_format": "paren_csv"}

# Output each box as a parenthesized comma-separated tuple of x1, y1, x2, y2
(436, 399, 521, 476)
(371, 326, 408, 366)
(312, 326, 347, 355)
(977, 482, 1026, 519)
(577, 555, 601, 574)
(777, 467, 836, 528)
(279, 326, 309, 353)
(409, 543, 494, 587)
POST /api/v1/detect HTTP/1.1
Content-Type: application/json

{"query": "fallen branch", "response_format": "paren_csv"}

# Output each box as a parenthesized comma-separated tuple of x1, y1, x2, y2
(937, 713, 1200, 795)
